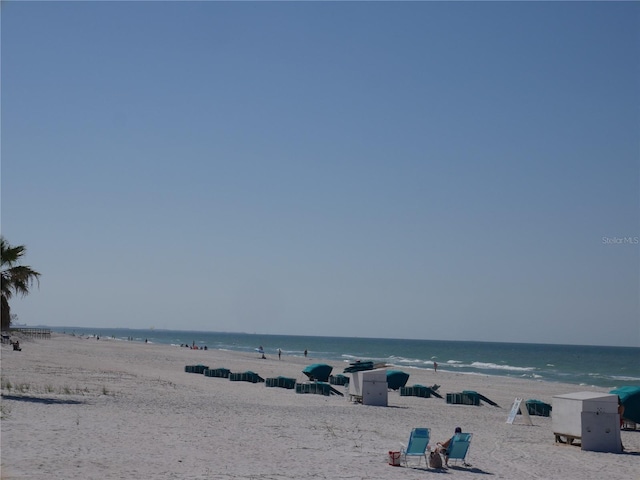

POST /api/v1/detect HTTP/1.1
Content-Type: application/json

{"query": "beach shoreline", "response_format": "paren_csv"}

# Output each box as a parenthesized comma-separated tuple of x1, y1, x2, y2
(1, 333, 637, 479)
(45, 326, 640, 389)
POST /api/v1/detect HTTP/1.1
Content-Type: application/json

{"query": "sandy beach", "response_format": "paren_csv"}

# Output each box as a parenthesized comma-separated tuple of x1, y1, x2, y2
(1, 334, 637, 479)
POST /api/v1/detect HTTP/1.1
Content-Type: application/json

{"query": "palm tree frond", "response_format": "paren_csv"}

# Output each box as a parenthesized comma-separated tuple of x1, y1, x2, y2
(3, 265, 41, 297)
(1, 236, 41, 330)
(1, 240, 27, 268)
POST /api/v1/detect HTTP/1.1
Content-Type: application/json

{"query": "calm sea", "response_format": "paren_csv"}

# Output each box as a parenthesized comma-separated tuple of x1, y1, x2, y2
(49, 326, 640, 390)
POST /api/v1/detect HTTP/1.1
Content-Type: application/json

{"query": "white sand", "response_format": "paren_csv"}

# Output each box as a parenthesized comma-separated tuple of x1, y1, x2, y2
(1, 334, 637, 479)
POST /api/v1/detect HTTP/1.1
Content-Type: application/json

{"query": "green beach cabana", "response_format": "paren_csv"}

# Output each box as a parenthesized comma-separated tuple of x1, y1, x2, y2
(265, 376, 296, 389)
(447, 390, 499, 407)
(229, 371, 265, 383)
(204, 367, 230, 378)
(295, 381, 344, 396)
(610, 386, 640, 424)
(524, 399, 552, 417)
(400, 384, 433, 398)
(329, 374, 349, 386)
(185, 364, 209, 374)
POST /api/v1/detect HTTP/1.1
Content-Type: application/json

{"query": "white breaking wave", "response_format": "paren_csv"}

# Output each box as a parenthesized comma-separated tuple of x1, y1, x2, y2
(469, 361, 535, 372)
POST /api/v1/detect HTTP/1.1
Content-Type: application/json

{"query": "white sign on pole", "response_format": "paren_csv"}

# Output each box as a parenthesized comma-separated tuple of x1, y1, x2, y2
(507, 397, 533, 425)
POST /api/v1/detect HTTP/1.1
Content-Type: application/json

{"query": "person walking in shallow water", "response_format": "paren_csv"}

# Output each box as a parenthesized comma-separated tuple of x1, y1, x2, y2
(278, 348, 282, 360)
(304, 349, 308, 358)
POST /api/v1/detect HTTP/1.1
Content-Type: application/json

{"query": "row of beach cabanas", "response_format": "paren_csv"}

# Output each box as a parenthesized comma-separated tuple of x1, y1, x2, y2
(184, 362, 342, 396)
(185, 360, 639, 417)
(187, 363, 640, 422)
(183, 361, 511, 409)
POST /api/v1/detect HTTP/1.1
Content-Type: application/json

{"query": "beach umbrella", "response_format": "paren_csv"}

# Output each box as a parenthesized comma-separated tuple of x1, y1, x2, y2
(302, 363, 333, 382)
(386, 370, 410, 390)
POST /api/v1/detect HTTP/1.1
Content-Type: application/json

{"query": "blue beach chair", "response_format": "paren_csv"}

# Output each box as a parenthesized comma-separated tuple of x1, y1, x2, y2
(400, 428, 430, 467)
(445, 432, 473, 467)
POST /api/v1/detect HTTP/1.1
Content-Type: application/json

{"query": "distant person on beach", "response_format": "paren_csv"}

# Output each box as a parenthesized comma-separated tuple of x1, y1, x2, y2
(618, 397, 625, 427)
(304, 349, 308, 358)
(437, 426, 462, 466)
(434, 361, 438, 373)
(12, 340, 21, 351)
(278, 348, 282, 360)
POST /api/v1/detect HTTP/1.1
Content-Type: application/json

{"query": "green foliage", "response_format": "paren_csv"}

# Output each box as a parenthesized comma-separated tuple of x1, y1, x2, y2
(1, 236, 41, 331)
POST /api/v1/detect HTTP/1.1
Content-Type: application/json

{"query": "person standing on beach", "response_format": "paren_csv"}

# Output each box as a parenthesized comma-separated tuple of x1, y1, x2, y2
(434, 361, 438, 373)
(278, 348, 282, 360)
(304, 349, 308, 358)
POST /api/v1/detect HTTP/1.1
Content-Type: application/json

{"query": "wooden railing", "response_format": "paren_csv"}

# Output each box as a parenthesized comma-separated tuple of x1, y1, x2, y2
(9, 327, 51, 338)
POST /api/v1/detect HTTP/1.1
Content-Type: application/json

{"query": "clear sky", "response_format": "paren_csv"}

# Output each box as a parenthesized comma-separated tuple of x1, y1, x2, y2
(2, 1, 638, 347)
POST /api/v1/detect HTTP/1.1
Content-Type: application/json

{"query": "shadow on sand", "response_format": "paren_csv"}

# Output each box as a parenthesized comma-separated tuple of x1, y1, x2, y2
(400, 465, 493, 475)
(447, 465, 493, 475)
(1, 394, 85, 405)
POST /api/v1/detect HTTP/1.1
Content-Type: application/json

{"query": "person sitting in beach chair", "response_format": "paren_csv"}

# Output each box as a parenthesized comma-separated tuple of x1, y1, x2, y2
(437, 427, 460, 451)
(12, 340, 21, 351)
(437, 427, 472, 467)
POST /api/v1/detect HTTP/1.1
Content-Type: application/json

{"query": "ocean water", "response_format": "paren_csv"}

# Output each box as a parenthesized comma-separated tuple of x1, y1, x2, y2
(50, 326, 640, 389)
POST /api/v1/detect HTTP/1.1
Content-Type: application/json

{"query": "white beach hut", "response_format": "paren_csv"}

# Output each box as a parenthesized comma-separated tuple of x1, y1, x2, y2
(348, 368, 388, 406)
(552, 391, 621, 453)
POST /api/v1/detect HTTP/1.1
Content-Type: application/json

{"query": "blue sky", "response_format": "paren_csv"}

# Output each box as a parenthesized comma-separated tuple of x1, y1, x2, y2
(2, 1, 638, 347)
